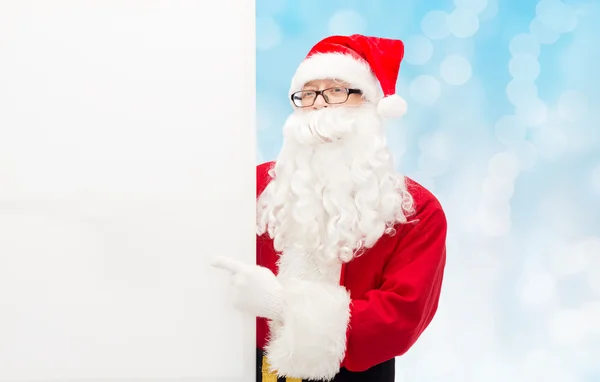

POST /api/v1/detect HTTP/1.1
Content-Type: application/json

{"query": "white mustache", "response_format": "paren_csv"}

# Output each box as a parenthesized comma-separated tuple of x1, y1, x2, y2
(283, 104, 380, 147)
(308, 122, 332, 143)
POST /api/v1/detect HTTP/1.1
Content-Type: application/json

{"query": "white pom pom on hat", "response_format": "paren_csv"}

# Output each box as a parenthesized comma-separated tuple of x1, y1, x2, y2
(377, 93, 408, 119)
(289, 34, 408, 119)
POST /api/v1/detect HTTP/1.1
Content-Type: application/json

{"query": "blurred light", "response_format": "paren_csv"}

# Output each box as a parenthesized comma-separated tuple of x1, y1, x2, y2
(509, 33, 541, 56)
(417, 132, 451, 177)
(257, 0, 285, 16)
(517, 268, 558, 308)
(478, 0, 499, 21)
(403, 34, 434, 65)
(516, 98, 548, 126)
(443, 36, 476, 58)
(509, 54, 541, 81)
(482, 175, 515, 203)
(421, 10, 451, 40)
(385, 121, 407, 158)
(547, 308, 589, 345)
(413, 341, 459, 378)
(529, 120, 569, 160)
(454, 0, 488, 14)
(578, 237, 600, 294)
(256, 17, 282, 50)
(581, 301, 600, 335)
(327, 9, 367, 36)
(488, 150, 521, 181)
(559, 22, 598, 88)
(478, 199, 511, 237)
(447, 8, 480, 38)
(506, 79, 539, 106)
(592, 163, 600, 192)
(520, 348, 580, 382)
(509, 141, 539, 171)
(440, 54, 472, 85)
(472, 359, 516, 382)
(494, 115, 527, 147)
(257, 148, 264, 164)
(257, 103, 274, 131)
(557, 90, 588, 122)
(530, 17, 561, 44)
(537, 188, 587, 237)
(419, 131, 450, 158)
(536, 0, 578, 34)
(549, 240, 582, 278)
(409, 75, 441, 105)
(418, 154, 449, 177)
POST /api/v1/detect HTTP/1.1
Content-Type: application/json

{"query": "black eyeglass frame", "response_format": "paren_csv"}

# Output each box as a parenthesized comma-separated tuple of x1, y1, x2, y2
(290, 87, 363, 107)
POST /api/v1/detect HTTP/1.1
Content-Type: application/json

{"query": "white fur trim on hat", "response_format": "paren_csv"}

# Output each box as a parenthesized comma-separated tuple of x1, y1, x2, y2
(378, 94, 407, 118)
(289, 53, 381, 104)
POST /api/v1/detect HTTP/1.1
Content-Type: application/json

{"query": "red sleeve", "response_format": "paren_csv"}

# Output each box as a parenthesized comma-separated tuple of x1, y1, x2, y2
(256, 161, 274, 198)
(255, 161, 276, 351)
(342, 201, 447, 371)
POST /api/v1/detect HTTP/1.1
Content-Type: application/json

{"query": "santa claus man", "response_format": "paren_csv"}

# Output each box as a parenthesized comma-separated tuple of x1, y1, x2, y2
(212, 34, 447, 382)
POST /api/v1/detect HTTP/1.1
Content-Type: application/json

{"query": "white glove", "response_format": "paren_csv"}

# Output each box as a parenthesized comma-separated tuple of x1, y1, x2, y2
(211, 256, 283, 321)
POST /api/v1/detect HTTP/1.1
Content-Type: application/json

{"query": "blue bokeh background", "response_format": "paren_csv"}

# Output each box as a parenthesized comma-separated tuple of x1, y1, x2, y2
(256, 1, 600, 381)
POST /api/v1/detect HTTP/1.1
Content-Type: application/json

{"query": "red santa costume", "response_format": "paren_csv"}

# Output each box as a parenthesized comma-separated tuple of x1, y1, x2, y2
(213, 34, 447, 382)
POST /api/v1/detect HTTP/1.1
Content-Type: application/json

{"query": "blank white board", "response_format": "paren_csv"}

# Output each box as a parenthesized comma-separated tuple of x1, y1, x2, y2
(0, 1, 256, 381)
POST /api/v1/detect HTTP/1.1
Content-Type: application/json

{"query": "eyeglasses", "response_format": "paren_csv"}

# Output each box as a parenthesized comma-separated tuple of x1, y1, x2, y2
(290, 87, 363, 107)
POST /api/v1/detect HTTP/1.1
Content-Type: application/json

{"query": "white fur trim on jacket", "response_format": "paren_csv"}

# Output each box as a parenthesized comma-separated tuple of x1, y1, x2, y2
(265, 279, 352, 381)
(289, 52, 381, 104)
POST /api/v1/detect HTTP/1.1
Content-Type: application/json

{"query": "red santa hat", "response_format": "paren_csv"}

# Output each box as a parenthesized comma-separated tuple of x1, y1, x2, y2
(289, 34, 408, 118)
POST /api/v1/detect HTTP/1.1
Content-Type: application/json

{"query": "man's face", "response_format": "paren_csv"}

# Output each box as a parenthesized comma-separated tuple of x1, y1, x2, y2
(295, 79, 365, 111)
(284, 79, 370, 145)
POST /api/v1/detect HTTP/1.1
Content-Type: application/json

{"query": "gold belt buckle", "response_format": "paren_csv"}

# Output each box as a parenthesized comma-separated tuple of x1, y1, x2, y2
(262, 355, 302, 382)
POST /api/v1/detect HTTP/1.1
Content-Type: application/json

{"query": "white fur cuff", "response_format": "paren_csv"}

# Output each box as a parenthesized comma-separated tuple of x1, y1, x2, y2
(265, 280, 352, 381)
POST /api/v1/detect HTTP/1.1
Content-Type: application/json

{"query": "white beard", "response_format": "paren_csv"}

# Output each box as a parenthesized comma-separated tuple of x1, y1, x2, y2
(256, 104, 414, 268)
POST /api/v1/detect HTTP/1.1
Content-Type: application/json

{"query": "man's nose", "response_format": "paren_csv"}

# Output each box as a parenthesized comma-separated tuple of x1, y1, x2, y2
(312, 94, 328, 110)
